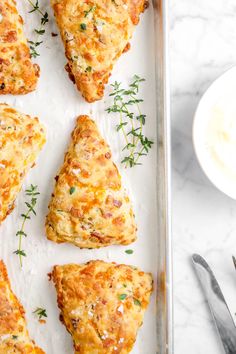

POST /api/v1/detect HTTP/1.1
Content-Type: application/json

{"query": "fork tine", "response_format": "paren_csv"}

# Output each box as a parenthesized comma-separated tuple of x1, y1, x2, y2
(232, 256, 236, 270)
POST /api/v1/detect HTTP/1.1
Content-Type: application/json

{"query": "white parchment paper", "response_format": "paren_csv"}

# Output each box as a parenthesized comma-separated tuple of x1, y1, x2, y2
(0, 1, 158, 353)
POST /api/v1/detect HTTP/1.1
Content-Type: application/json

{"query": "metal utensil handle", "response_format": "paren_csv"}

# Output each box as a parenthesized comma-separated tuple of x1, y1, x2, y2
(192, 254, 236, 354)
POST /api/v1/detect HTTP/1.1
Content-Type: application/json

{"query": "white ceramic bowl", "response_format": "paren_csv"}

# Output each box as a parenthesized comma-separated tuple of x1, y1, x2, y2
(193, 66, 236, 199)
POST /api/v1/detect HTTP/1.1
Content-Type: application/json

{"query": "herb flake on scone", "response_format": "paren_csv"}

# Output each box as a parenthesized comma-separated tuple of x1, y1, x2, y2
(0, 260, 45, 353)
(51, 260, 153, 354)
(46, 115, 137, 248)
(0, 104, 46, 224)
(0, 0, 40, 94)
(51, 0, 148, 102)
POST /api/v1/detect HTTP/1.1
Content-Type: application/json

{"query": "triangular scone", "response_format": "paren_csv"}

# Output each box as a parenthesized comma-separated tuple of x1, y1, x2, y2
(0, 0, 40, 94)
(46, 115, 137, 248)
(0, 260, 45, 353)
(51, 0, 148, 102)
(0, 104, 46, 224)
(46, 116, 136, 248)
(51, 260, 153, 354)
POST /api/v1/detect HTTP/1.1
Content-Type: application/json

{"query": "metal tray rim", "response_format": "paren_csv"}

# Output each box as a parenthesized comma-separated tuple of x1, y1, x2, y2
(153, 0, 173, 352)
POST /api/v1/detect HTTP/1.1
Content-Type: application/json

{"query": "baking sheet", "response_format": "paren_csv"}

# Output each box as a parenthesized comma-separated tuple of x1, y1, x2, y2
(0, 0, 172, 353)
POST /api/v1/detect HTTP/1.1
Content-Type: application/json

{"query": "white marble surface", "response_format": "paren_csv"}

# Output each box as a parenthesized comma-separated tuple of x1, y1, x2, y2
(170, 0, 236, 353)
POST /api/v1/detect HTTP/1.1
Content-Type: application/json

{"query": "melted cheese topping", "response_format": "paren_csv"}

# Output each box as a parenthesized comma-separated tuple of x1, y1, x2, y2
(0, 103, 46, 224)
(46, 115, 136, 248)
(52, 260, 153, 354)
(51, 0, 148, 102)
(0, 260, 45, 353)
(0, 0, 39, 94)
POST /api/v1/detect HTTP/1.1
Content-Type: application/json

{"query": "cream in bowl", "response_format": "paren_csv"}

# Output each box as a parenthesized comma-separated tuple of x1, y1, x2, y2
(193, 66, 236, 199)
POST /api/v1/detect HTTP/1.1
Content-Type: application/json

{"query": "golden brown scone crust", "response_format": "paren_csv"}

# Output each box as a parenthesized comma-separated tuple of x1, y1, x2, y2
(0, 0, 40, 94)
(46, 115, 136, 248)
(51, 260, 153, 354)
(51, 0, 148, 102)
(34, 349, 45, 354)
(0, 260, 45, 353)
(0, 103, 46, 224)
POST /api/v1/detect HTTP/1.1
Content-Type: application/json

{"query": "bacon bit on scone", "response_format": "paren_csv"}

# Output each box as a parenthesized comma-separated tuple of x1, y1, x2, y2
(70, 207, 82, 218)
(105, 152, 111, 159)
(113, 199, 122, 208)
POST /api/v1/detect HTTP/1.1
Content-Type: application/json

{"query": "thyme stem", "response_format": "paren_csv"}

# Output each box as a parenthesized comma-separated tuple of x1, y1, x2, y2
(27, 0, 44, 16)
(14, 185, 40, 267)
(130, 93, 143, 144)
(17, 211, 29, 267)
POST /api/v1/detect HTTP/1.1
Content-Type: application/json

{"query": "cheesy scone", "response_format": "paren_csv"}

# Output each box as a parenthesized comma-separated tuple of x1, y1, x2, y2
(51, 0, 148, 102)
(0, 103, 46, 224)
(51, 260, 153, 354)
(46, 115, 136, 248)
(0, 260, 45, 353)
(0, 0, 40, 94)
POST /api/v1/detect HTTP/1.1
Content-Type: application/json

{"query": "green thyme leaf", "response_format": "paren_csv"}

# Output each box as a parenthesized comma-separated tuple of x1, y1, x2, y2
(28, 0, 39, 12)
(134, 298, 141, 306)
(16, 231, 27, 237)
(41, 12, 49, 26)
(80, 23, 87, 30)
(13, 250, 26, 257)
(125, 249, 134, 254)
(35, 29, 45, 35)
(118, 294, 127, 301)
(33, 307, 47, 320)
(69, 186, 76, 194)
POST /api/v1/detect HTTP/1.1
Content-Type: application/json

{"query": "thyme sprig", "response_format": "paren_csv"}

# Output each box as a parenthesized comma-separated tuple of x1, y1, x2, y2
(106, 75, 154, 168)
(14, 185, 40, 267)
(33, 307, 47, 320)
(26, 0, 49, 58)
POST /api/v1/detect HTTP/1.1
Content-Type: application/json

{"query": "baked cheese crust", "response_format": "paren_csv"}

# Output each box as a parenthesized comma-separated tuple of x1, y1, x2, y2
(51, 0, 148, 102)
(51, 260, 153, 354)
(0, 103, 46, 224)
(46, 115, 136, 248)
(0, 260, 45, 353)
(0, 0, 40, 94)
